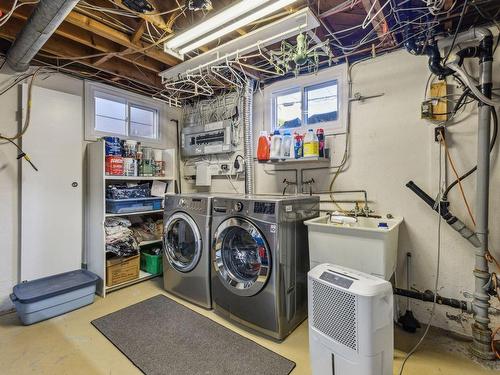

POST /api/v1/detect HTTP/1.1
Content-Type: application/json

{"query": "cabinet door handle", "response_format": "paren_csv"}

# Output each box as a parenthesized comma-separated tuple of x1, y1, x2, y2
(72, 182, 78, 187)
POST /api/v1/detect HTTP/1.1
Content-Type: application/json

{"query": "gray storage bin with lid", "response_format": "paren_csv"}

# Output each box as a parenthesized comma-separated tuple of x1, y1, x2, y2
(10, 269, 99, 325)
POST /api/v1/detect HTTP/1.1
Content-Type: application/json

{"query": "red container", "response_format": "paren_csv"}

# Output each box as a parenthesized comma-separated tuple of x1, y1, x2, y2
(257, 131, 270, 161)
(105, 155, 124, 176)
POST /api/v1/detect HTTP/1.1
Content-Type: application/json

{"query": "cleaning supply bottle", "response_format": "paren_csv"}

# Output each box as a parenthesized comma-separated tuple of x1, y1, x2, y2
(303, 129, 319, 157)
(294, 133, 303, 159)
(281, 130, 293, 159)
(316, 128, 325, 157)
(257, 131, 270, 161)
(270, 129, 282, 160)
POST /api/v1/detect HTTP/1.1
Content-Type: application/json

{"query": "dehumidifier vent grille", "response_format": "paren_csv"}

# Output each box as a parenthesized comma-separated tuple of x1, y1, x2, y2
(311, 279, 358, 351)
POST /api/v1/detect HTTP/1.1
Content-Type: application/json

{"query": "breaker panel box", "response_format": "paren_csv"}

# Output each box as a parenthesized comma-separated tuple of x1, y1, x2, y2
(181, 120, 234, 157)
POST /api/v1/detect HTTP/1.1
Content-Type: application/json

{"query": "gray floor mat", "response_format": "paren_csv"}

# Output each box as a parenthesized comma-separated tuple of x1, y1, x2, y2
(91, 295, 296, 375)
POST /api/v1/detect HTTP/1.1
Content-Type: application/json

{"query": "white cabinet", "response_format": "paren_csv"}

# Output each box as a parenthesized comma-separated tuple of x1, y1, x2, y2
(85, 141, 176, 296)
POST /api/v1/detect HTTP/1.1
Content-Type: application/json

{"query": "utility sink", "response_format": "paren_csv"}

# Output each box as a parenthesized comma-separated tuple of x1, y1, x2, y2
(304, 215, 403, 280)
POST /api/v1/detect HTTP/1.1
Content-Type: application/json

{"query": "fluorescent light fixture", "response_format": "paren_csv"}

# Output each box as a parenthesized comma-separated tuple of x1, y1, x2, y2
(166, 0, 272, 50)
(160, 8, 319, 81)
(178, 0, 299, 55)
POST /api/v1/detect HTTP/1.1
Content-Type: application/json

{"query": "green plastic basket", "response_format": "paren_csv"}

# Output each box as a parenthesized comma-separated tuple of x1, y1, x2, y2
(140, 251, 163, 275)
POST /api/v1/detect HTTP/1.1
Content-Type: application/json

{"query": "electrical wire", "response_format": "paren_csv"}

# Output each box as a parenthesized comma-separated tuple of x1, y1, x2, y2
(0, 137, 38, 171)
(0, 67, 42, 143)
(441, 131, 475, 225)
(443, 106, 498, 199)
(398, 130, 444, 375)
(0, 0, 40, 27)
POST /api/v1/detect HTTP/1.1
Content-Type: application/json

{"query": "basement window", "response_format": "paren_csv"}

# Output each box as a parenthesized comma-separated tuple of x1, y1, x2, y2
(85, 81, 162, 144)
(267, 64, 347, 134)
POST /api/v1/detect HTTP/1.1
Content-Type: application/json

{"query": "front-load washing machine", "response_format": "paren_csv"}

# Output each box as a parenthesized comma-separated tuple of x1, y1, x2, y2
(163, 193, 213, 309)
(210, 195, 319, 340)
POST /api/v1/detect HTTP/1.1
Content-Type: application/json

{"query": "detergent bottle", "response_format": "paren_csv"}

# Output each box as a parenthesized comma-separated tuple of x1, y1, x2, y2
(257, 131, 270, 161)
(303, 129, 319, 157)
(281, 130, 293, 158)
(270, 130, 282, 159)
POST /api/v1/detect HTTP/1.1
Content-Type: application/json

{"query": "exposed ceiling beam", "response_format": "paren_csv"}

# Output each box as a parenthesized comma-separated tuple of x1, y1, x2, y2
(0, 1, 179, 67)
(110, 0, 172, 32)
(0, 19, 162, 87)
(0, 7, 165, 73)
(360, 0, 395, 46)
(131, 19, 147, 44)
(64, 10, 179, 66)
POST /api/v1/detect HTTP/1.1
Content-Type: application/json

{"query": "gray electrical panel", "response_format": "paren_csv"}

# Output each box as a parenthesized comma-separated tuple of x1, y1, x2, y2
(181, 120, 234, 157)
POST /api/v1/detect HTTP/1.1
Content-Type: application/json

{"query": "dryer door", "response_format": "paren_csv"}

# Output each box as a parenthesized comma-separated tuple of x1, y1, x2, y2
(164, 212, 202, 273)
(213, 217, 271, 297)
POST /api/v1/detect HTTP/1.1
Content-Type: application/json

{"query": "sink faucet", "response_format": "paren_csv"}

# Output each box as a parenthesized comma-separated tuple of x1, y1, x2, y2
(302, 178, 315, 196)
(282, 179, 298, 196)
(331, 190, 372, 217)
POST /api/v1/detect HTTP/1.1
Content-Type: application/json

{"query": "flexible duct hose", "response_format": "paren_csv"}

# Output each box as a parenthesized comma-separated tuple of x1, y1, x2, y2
(243, 80, 254, 195)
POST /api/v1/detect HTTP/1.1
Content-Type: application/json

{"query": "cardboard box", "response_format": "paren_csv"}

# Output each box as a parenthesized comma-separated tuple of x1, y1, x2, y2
(106, 254, 140, 287)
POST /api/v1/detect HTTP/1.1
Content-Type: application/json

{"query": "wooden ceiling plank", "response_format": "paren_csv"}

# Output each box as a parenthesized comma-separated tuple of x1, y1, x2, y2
(0, 2, 177, 67)
(111, 0, 172, 32)
(64, 11, 179, 66)
(131, 19, 147, 44)
(360, 0, 395, 46)
(0, 7, 163, 73)
(0, 20, 162, 87)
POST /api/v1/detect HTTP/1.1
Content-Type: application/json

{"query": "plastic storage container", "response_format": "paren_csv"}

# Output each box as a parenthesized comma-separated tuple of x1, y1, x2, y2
(304, 215, 403, 280)
(106, 183, 151, 199)
(106, 197, 163, 214)
(10, 269, 98, 325)
(140, 251, 163, 275)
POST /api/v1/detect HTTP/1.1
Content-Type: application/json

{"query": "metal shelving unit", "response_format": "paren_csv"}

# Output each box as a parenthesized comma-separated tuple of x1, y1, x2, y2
(85, 141, 176, 297)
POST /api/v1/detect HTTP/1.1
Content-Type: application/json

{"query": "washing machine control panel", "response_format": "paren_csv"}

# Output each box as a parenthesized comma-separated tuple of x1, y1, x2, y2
(254, 201, 275, 215)
(234, 202, 244, 212)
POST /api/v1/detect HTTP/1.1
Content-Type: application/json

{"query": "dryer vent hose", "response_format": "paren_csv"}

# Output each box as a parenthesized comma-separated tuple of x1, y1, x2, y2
(243, 80, 255, 195)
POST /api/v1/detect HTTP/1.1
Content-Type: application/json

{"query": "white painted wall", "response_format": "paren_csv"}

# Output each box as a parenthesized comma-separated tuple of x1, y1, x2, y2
(0, 72, 180, 312)
(184, 48, 500, 336)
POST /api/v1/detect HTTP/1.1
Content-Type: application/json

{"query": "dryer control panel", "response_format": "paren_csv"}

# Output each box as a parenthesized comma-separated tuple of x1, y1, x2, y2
(165, 195, 209, 213)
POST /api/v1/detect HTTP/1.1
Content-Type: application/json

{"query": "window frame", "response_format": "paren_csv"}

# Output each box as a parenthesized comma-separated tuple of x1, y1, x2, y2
(271, 86, 302, 131)
(85, 81, 164, 147)
(265, 64, 347, 134)
(303, 79, 339, 126)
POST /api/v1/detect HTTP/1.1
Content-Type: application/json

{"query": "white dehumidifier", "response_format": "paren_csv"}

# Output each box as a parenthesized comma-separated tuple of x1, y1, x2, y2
(308, 264, 394, 375)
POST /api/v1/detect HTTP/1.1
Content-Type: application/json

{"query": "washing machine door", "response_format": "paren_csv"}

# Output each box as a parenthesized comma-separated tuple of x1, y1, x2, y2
(164, 212, 202, 273)
(213, 217, 271, 297)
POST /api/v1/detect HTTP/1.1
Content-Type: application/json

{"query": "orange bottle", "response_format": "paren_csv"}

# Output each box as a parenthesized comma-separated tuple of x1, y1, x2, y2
(257, 131, 271, 161)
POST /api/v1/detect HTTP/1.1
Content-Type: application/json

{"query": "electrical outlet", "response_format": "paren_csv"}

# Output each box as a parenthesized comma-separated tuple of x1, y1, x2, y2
(421, 100, 433, 119)
(221, 164, 229, 171)
(435, 126, 445, 142)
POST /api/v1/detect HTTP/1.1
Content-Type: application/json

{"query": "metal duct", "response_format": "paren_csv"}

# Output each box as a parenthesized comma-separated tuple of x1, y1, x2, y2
(4, 0, 79, 72)
(243, 80, 255, 195)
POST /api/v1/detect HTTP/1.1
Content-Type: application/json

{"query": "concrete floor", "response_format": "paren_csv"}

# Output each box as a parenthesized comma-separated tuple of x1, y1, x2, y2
(0, 277, 498, 375)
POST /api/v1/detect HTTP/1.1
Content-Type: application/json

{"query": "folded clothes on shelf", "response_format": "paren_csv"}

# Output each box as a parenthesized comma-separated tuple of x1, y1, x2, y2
(130, 217, 163, 243)
(105, 217, 138, 257)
